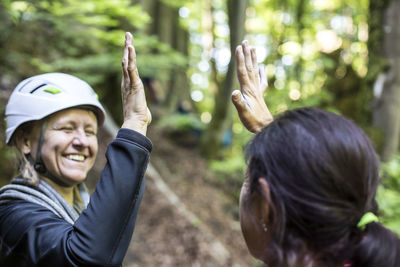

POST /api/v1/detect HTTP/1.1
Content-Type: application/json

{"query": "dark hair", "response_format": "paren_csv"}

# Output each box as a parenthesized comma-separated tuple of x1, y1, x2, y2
(244, 107, 400, 266)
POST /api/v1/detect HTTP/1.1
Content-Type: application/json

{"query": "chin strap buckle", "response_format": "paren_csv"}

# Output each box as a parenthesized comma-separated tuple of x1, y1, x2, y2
(34, 163, 46, 174)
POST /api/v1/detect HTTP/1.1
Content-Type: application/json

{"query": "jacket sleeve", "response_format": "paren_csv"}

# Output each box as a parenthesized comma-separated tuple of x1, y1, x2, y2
(0, 128, 152, 267)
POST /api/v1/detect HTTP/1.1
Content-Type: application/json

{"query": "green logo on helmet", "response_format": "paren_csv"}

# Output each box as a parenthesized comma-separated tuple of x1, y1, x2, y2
(44, 86, 61, 94)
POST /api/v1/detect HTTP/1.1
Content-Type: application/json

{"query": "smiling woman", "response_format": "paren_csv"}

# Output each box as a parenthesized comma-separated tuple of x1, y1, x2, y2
(0, 32, 152, 266)
(29, 109, 99, 187)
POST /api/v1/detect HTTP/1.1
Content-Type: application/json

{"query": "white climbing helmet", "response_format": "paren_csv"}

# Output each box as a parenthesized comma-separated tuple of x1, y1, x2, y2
(5, 73, 105, 144)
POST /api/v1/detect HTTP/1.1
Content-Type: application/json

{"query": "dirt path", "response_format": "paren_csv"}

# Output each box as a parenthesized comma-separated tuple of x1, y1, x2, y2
(123, 129, 263, 266)
(89, 123, 263, 266)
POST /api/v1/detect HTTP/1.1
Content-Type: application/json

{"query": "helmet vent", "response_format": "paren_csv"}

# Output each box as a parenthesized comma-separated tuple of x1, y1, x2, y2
(44, 86, 62, 94)
(30, 83, 46, 94)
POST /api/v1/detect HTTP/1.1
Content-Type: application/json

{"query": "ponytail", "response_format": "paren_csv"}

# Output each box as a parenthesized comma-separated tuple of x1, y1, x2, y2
(351, 223, 400, 267)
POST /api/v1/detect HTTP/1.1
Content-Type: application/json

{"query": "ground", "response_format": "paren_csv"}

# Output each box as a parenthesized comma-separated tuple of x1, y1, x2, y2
(89, 126, 263, 266)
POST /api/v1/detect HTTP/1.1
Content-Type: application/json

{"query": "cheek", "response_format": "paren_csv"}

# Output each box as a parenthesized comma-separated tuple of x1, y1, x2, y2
(239, 185, 257, 253)
(39, 136, 60, 158)
(239, 185, 270, 260)
(90, 137, 98, 157)
(38, 140, 60, 170)
(239, 185, 246, 209)
(240, 201, 264, 259)
(239, 179, 250, 211)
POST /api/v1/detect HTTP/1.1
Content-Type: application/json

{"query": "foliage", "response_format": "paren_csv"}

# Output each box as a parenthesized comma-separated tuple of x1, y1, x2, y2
(208, 127, 253, 204)
(160, 0, 195, 8)
(0, 0, 187, 123)
(176, 0, 374, 171)
(156, 113, 205, 148)
(378, 155, 400, 236)
(158, 113, 205, 132)
(183, 0, 370, 117)
(0, 104, 18, 185)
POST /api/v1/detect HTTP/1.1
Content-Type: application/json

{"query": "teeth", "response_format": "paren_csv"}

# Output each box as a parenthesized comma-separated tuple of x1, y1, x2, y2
(66, 154, 85, 162)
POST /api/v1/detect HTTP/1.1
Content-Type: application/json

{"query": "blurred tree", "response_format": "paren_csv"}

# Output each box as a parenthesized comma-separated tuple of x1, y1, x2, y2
(139, 0, 191, 115)
(201, 0, 249, 158)
(0, 0, 189, 121)
(1, 0, 400, 165)
(371, 0, 400, 161)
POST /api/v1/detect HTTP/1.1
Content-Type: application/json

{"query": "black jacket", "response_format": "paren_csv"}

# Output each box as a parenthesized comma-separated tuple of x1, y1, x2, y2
(0, 128, 152, 266)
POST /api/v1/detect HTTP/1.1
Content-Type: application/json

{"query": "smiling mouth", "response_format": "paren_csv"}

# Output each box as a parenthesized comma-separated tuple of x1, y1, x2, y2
(65, 154, 86, 162)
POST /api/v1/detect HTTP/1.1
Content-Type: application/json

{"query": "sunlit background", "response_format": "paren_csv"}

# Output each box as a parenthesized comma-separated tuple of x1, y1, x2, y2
(1, 1, 400, 258)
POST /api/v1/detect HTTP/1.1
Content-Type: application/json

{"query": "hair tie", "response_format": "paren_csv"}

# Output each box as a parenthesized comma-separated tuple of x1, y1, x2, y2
(357, 212, 379, 230)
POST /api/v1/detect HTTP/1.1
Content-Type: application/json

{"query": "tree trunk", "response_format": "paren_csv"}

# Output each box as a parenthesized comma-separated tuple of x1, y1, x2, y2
(140, 0, 158, 35)
(141, 0, 191, 114)
(201, 0, 249, 158)
(372, 0, 400, 161)
(165, 18, 191, 113)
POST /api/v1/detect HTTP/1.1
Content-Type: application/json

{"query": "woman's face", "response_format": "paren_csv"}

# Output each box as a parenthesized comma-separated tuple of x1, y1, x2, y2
(28, 108, 98, 186)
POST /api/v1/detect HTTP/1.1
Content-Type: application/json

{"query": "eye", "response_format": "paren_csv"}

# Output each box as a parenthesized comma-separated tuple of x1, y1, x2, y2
(85, 129, 97, 136)
(59, 127, 73, 133)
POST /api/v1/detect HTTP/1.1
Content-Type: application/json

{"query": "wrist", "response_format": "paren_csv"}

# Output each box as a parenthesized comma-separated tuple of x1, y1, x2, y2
(254, 117, 273, 133)
(122, 119, 148, 136)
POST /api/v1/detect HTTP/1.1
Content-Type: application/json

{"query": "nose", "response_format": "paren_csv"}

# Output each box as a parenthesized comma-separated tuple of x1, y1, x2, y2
(72, 129, 90, 147)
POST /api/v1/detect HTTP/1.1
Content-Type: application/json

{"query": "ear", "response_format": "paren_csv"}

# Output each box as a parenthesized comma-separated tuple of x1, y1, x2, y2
(257, 177, 271, 222)
(14, 131, 32, 155)
(240, 177, 271, 260)
(244, 177, 271, 224)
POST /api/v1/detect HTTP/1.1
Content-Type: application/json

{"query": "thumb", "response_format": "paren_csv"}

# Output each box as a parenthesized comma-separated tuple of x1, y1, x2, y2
(231, 90, 246, 111)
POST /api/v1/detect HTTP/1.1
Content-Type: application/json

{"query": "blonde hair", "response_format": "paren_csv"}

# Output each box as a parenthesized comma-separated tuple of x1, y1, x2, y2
(16, 151, 40, 185)
(11, 121, 40, 186)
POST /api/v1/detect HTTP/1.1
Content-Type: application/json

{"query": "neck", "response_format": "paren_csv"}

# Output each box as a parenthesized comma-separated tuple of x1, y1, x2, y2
(41, 177, 74, 206)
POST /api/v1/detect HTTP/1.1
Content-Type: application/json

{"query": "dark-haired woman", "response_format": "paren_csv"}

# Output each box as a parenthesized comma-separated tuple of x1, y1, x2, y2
(232, 40, 400, 267)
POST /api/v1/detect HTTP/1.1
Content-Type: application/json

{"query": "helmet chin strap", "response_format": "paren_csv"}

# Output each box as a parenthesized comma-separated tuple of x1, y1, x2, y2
(31, 120, 73, 188)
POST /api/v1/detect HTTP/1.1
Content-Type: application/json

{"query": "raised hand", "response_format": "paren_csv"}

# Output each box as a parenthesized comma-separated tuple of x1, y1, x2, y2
(121, 32, 151, 136)
(232, 40, 273, 133)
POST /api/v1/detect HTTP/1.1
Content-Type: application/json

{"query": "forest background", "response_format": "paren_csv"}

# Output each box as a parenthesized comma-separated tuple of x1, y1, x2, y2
(1, 0, 400, 258)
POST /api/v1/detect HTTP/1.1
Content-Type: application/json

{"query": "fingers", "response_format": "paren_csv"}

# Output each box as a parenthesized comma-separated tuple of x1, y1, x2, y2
(251, 47, 260, 87)
(238, 40, 260, 92)
(251, 47, 257, 68)
(122, 32, 142, 90)
(233, 41, 273, 133)
(242, 40, 259, 78)
(120, 32, 151, 135)
(236, 45, 249, 88)
(242, 40, 253, 74)
(128, 45, 140, 87)
(259, 64, 268, 94)
(122, 33, 131, 81)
